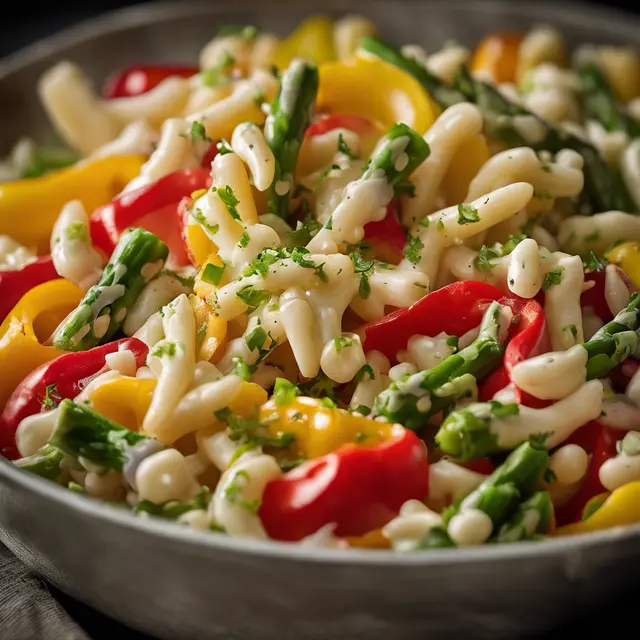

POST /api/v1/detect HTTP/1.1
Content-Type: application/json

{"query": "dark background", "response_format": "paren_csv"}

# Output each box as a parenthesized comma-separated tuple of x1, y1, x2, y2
(1, 0, 639, 638)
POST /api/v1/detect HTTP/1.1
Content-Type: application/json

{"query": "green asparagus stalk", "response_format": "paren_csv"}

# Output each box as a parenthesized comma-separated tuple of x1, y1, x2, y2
(494, 491, 553, 543)
(357, 35, 465, 108)
(575, 58, 640, 138)
(361, 122, 430, 189)
(584, 293, 640, 379)
(373, 301, 505, 431)
(53, 227, 169, 352)
(436, 293, 640, 459)
(452, 65, 637, 214)
(418, 441, 549, 549)
(21, 144, 80, 179)
(13, 444, 65, 481)
(134, 486, 212, 519)
(265, 58, 319, 218)
(49, 399, 164, 472)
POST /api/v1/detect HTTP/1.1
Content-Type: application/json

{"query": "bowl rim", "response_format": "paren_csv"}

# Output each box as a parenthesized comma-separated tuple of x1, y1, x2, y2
(1, 0, 640, 566)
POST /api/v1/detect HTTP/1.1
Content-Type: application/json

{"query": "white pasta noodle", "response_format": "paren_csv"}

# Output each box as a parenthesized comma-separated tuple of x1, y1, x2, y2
(517, 25, 565, 81)
(143, 294, 196, 437)
(209, 454, 281, 538)
(124, 274, 193, 336)
(104, 76, 191, 127)
(507, 238, 544, 298)
(621, 138, 640, 212)
(0, 235, 36, 271)
(427, 460, 487, 507)
(448, 509, 494, 546)
(350, 350, 390, 412)
(105, 349, 137, 377)
(334, 15, 376, 59)
(511, 345, 588, 400)
(549, 444, 589, 486)
(522, 64, 581, 124)
(585, 120, 629, 166)
(388, 362, 418, 382)
(135, 448, 200, 504)
(199, 33, 252, 73)
(558, 210, 640, 255)
(38, 61, 121, 155)
(402, 103, 484, 226)
(605, 263, 631, 316)
(15, 408, 60, 457)
(382, 500, 443, 551)
(300, 523, 349, 549)
(133, 311, 165, 349)
(50, 200, 103, 290)
(182, 81, 233, 116)
(320, 332, 366, 384)
(400, 182, 534, 284)
(599, 448, 640, 492)
(544, 253, 585, 350)
(90, 120, 158, 160)
(229, 224, 281, 276)
(212, 151, 258, 226)
(425, 45, 471, 85)
(231, 122, 276, 191)
(397, 332, 456, 371)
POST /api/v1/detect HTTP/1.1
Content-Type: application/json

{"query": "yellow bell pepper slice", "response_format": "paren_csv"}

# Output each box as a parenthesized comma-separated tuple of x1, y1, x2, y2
(317, 57, 438, 134)
(607, 242, 640, 289)
(183, 189, 218, 267)
(554, 482, 640, 536)
(471, 31, 524, 84)
(0, 279, 83, 407)
(90, 376, 157, 432)
(346, 528, 390, 549)
(0, 154, 145, 255)
(261, 396, 396, 459)
(189, 294, 227, 362)
(442, 133, 491, 205)
(273, 15, 335, 70)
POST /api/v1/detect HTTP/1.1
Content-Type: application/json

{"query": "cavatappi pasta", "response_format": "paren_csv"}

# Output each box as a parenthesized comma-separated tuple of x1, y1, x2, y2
(4, 16, 640, 551)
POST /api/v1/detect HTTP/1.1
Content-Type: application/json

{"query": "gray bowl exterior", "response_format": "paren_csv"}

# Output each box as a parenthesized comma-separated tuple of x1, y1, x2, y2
(2, 1, 640, 638)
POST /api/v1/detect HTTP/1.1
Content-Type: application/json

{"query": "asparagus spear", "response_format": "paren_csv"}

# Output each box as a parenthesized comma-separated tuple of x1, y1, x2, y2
(452, 65, 637, 214)
(357, 35, 465, 108)
(494, 491, 553, 543)
(418, 441, 549, 549)
(575, 58, 640, 138)
(13, 444, 65, 481)
(361, 122, 431, 187)
(373, 301, 505, 431)
(134, 486, 212, 519)
(264, 58, 319, 218)
(49, 399, 164, 473)
(584, 292, 640, 379)
(53, 227, 169, 352)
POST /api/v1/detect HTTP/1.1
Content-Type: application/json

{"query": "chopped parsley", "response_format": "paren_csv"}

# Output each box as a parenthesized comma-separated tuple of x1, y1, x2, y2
(213, 185, 241, 221)
(404, 234, 424, 264)
(500, 234, 526, 255)
(349, 250, 375, 299)
(216, 139, 233, 155)
(354, 432, 370, 443)
(287, 210, 322, 246)
(65, 222, 89, 242)
(353, 406, 371, 416)
(201, 51, 235, 87)
(224, 470, 260, 512)
(419, 216, 430, 228)
(201, 262, 226, 285)
(583, 250, 605, 272)
(437, 219, 445, 231)
(585, 231, 599, 243)
(543, 468, 557, 484)
(188, 120, 212, 144)
(297, 373, 338, 403)
(394, 179, 415, 198)
(40, 383, 61, 411)
(231, 356, 257, 381)
(488, 400, 519, 418)
(563, 324, 578, 340)
(355, 364, 375, 383)
(236, 285, 271, 309)
(337, 133, 357, 160)
(273, 378, 301, 406)
(150, 341, 177, 358)
(333, 336, 354, 352)
(238, 231, 250, 248)
(245, 326, 268, 352)
(475, 245, 499, 274)
(321, 397, 337, 409)
(242, 246, 327, 282)
(457, 203, 480, 225)
(542, 267, 564, 291)
(621, 431, 640, 456)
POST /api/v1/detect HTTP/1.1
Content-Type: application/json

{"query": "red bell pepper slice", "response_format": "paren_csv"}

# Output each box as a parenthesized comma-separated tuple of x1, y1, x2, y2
(0, 337, 148, 460)
(90, 169, 212, 264)
(362, 281, 504, 362)
(0, 256, 59, 323)
(259, 427, 429, 541)
(103, 65, 199, 99)
(555, 420, 624, 526)
(304, 113, 406, 258)
(478, 297, 550, 406)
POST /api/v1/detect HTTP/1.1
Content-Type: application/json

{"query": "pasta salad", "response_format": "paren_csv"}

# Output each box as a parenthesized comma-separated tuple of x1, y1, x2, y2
(2, 15, 640, 551)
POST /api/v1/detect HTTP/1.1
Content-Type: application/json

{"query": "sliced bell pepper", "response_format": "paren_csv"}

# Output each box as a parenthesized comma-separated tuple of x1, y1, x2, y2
(261, 395, 398, 459)
(273, 15, 335, 70)
(554, 420, 625, 526)
(0, 155, 145, 255)
(317, 57, 438, 134)
(607, 242, 640, 292)
(90, 168, 212, 264)
(0, 279, 83, 413)
(478, 297, 551, 407)
(189, 294, 227, 362)
(103, 64, 199, 99)
(0, 337, 148, 459)
(554, 481, 640, 536)
(0, 256, 59, 323)
(362, 280, 503, 362)
(179, 195, 218, 267)
(471, 31, 524, 84)
(259, 424, 429, 540)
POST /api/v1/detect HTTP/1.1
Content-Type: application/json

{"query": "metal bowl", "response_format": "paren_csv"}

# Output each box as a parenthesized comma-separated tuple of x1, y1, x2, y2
(2, 2, 640, 638)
